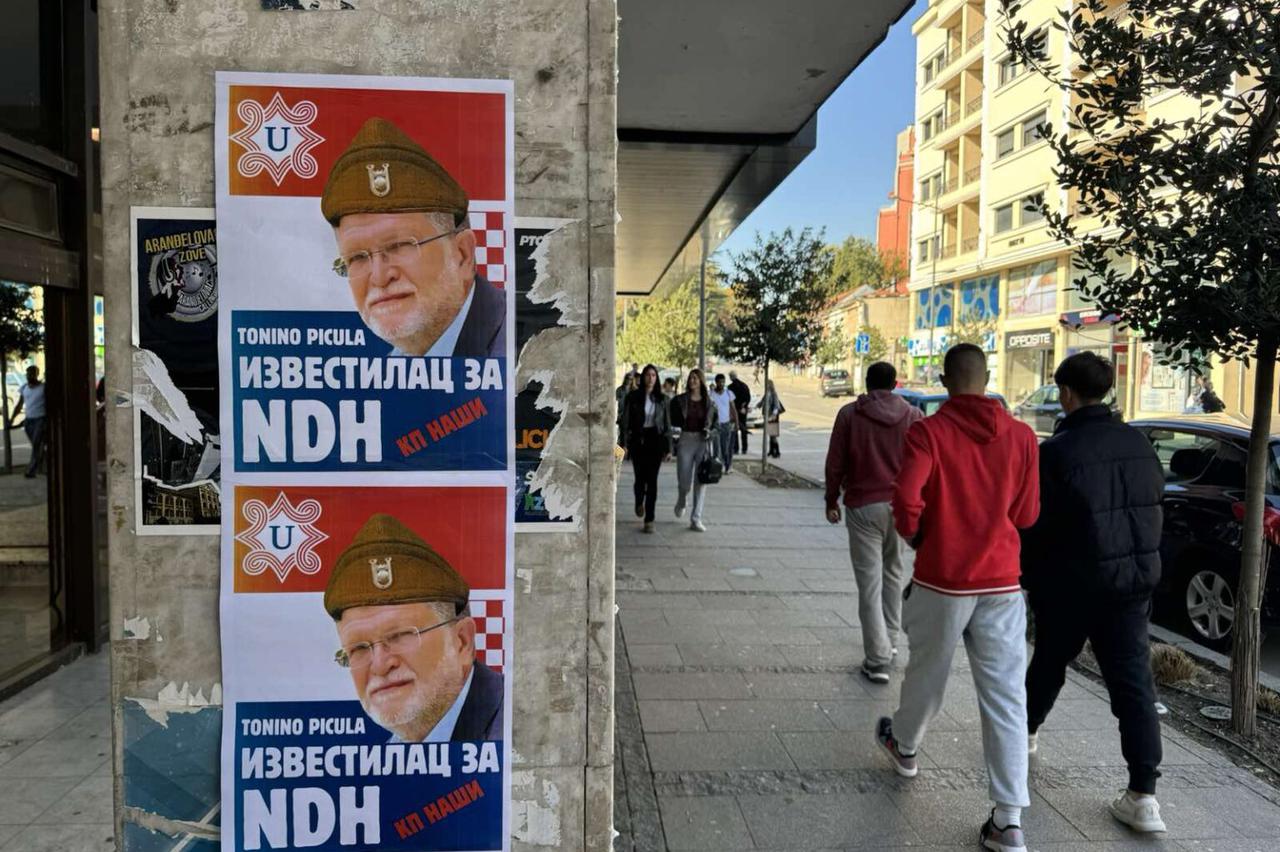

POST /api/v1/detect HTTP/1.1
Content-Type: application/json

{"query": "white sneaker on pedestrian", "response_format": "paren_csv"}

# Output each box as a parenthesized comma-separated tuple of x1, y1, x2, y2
(690, 520, 706, 532)
(1027, 731, 1038, 755)
(674, 498, 685, 518)
(1109, 791, 1166, 833)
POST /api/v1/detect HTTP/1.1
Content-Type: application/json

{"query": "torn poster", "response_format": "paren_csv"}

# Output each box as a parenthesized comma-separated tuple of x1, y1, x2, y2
(514, 218, 576, 531)
(215, 71, 514, 852)
(131, 207, 220, 535)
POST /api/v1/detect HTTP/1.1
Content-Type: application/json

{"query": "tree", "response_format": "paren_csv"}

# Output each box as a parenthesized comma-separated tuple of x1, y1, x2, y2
(716, 228, 835, 468)
(815, 324, 851, 369)
(1001, 0, 1280, 735)
(858, 324, 889, 363)
(828, 236, 909, 297)
(0, 282, 44, 474)
(616, 277, 726, 372)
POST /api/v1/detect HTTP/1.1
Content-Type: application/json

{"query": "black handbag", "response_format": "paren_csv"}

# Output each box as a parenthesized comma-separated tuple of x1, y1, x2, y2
(697, 438, 723, 484)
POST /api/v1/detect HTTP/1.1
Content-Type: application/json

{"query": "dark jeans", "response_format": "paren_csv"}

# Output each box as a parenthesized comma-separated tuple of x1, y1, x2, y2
(23, 416, 46, 476)
(629, 427, 665, 523)
(735, 405, 749, 453)
(1026, 592, 1162, 793)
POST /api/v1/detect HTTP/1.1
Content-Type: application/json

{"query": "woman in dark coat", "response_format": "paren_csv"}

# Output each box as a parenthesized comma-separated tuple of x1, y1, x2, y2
(619, 364, 671, 533)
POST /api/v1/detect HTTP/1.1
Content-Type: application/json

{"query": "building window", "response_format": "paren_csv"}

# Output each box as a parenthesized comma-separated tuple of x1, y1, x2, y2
(1007, 259, 1057, 316)
(994, 203, 1014, 233)
(999, 55, 1022, 86)
(1022, 110, 1048, 146)
(918, 240, 930, 262)
(1022, 192, 1046, 226)
(996, 128, 1015, 159)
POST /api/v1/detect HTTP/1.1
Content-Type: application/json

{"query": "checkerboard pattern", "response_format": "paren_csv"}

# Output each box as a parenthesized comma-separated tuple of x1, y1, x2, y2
(468, 210, 508, 287)
(469, 597, 506, 672)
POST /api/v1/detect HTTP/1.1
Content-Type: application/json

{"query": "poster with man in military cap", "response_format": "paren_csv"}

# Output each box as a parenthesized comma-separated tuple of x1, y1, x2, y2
(215, 73, 514, 852)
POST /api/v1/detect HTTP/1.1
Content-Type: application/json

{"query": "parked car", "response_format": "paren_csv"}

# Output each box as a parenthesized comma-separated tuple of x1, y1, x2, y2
(1012, 383, 1120, 436)
(820, 368, 855, 397)
(1129, 414, 1280, 651)
(893, 387, 1009, 416)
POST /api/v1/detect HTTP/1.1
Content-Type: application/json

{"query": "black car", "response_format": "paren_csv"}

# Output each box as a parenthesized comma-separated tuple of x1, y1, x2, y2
(894, 387, 1009, 416)
(1130, 415, 1280, 650)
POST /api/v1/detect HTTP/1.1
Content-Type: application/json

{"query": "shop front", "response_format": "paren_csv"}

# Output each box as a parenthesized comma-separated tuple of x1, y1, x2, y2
(1061, 308, 1131, 417)
(1003, 327, 1055, 407)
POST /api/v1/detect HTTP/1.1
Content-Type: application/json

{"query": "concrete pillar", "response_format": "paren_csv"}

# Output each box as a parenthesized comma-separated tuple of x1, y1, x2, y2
(99, 2, 617, 849)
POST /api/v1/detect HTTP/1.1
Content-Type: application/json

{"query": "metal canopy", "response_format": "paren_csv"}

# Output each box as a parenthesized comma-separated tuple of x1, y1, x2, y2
(616, 0, 915, 296)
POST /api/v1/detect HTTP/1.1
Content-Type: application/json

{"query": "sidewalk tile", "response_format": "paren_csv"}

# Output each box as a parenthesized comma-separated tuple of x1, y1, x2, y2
(737, 792, 921, 848)
(699, 700, 833, 732)
(718, 626, 818, 646)
(887, 789, 1085, 844)
(626, 621, 722, 646)
(746, 672, 870, 700)
(0, 736, 109, 778)
(658, 796, 753, 851)
(632, 672, 753, 701)
(0, 777, 79, 824)
(30, 775, 113, 824)
(779, 731, 938, 771)
(638, 701, 705, 733)
(0, 822, 114, 851)
(779, 644, 863, 669)
(698, 594, 789, 611)
(676, 643, 790, 668)
(1038, 785, 1241, 841)
(754, 608, 850, 629)
(626, 644, 683, 667)
(645, 732, 794, 772)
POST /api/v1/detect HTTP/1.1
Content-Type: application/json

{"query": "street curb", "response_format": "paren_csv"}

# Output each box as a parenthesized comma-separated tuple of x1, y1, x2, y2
(1148, 623, 1280, 693)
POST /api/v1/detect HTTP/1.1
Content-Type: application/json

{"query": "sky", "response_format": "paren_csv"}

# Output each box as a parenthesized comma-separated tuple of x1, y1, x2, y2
(716, 0, 928, 260)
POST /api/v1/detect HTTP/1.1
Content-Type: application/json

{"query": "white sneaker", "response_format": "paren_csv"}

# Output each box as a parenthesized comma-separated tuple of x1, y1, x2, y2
(1027, 732, 1038, 755)
(690, 520, 706, 532)
(1109, 791, 1166, 833)
(674, 498, 685, 518)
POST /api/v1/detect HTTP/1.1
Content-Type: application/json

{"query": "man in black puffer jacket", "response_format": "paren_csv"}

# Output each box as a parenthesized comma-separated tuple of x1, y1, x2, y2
(1021, 351, 1168, 834)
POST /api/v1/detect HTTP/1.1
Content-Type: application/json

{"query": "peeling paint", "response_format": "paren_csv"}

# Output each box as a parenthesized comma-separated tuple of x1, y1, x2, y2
(512, 777, 563, 846)
(122, 616, 151, 640)
(123, 804, 220, 842)
(132, 349, 205, 445)
(126, 681, 222, 728)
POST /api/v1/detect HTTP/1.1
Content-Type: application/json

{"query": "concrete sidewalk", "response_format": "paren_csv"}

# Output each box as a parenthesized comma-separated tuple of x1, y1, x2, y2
(612, 464, 1280, 851)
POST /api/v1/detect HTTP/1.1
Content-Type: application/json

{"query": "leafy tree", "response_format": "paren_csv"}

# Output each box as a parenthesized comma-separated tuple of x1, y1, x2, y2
(1001, 0, 1280, 734)
(716, 228, 835, 467)
(816, 324, 851, 369)
(828, 237, 909, 297)
(0, 282, 44, 473)
(616, 277, 727, 372)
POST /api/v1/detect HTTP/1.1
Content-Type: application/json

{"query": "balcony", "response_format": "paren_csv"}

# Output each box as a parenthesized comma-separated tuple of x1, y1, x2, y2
(961, 236, 979, 254)
(940, 244, 957, 260)
(967, 26, 984, 50)
(964, 165, 981, 185)
(965, 93, 983, 117)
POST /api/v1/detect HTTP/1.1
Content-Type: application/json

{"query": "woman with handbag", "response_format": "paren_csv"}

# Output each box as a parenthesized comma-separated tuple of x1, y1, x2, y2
(762, 379, 785, 458)
(620, 364, 671, 533)
(670, 369, 719, 532)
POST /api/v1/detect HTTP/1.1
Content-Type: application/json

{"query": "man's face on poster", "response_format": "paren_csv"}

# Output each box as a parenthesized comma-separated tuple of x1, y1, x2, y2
(336, 601, 475, 737)
(335, 212, 477, 355)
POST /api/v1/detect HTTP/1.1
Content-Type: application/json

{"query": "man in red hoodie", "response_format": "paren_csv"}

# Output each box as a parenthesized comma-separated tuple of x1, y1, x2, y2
(824, 361, 922, 684)
(875, 344, 1039, 852)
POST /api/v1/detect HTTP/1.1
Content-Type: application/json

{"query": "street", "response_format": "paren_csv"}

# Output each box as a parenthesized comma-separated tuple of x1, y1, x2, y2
(758, 369, 1280, 683)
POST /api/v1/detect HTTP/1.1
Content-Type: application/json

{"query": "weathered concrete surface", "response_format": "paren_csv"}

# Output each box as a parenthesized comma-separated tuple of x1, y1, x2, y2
(100, 1, 617, 848)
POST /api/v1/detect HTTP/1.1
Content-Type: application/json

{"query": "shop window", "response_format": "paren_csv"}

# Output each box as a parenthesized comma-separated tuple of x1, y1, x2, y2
(1007, 260, 1056, 316)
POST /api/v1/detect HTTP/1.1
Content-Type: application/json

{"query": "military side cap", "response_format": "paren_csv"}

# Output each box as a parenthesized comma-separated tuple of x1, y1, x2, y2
(320, 117, 469, 226)
(325, 513, 469, 618)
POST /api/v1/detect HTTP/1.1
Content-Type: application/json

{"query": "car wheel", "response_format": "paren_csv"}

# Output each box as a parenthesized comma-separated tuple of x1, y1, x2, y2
(1180, 564, 1237, 652)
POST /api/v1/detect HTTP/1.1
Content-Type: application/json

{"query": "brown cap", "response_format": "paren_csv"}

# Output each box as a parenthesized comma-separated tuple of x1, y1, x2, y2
(324, 513, 469, 619)
(320, 117, 469, 226)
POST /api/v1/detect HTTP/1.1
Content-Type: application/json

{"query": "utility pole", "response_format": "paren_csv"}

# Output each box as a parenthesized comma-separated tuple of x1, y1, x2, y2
(698, 220, 709, 372)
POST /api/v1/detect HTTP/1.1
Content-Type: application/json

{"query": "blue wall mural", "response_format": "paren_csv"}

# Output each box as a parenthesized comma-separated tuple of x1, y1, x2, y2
(959, 275, 1001, 322)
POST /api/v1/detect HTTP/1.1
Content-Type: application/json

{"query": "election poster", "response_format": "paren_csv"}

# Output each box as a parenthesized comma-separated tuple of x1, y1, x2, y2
(130, 207, 221, 535)
(513, 218, 576, 531)
(216, 72, 514, 851)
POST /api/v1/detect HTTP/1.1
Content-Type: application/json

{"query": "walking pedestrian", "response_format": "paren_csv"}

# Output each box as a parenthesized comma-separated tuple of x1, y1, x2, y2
(615, 371, 638, 447)
(1199, 378, 1225, 414)
(824, 362, 922, 684)
(670, 369, 719, 532)
(728, 370, 751, 453)
(761, 379, 785, 458)
(619, 364, 671, 533)
(661, 377, 677, 398)
(875, 344, 1039, 852)
(12, 365, 47, 479)
(708, 373, 739, 474)
(1021, 352, 1167, 833)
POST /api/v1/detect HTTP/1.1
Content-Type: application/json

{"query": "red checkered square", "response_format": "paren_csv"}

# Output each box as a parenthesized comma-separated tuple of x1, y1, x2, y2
(468, 210, 508, 287)
(469, 597, 506, 672)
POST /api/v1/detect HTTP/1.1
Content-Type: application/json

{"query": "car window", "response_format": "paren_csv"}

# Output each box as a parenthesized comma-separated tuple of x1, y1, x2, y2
(922, 398, 945, 416)
(1196, 439, 1247, 489)
(1025, 387, 1046, 405)
(1146, 429, 1217, 483)
(1044, 386, 1060, 404)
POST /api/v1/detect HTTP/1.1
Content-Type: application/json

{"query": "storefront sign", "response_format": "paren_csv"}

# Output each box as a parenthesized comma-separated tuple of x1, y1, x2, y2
(130, 207, 221, 535)
(1059, 308, 1120, 328)
(216, 72, 514, 852)
(1004, 328, 1054, 351)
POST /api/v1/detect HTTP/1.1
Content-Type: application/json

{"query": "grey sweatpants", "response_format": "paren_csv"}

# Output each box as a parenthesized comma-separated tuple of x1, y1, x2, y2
(844, 503, 912, 667)
(893, 585, 1030, 810)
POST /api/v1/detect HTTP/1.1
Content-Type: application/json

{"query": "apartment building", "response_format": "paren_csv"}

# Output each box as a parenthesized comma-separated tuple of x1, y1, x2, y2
(907, 0, 1207, 417)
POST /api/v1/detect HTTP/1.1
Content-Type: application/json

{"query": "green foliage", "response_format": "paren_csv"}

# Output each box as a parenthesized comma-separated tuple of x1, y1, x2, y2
(0, 282, 43, 368)
(827, 237, 907, 297)
(1000, 0, 1280, 366)
(616, 276, 726, 371)
(948, 316, 996, 351)
(715, 228, 835, 370)
(858, 324, 890, 363)
(816, 324, 851, 367)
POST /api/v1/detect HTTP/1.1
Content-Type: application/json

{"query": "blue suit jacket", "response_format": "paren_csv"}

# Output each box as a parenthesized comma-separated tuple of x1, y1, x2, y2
(454, 276, 506, 358)
(452, 661, 504, 742)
